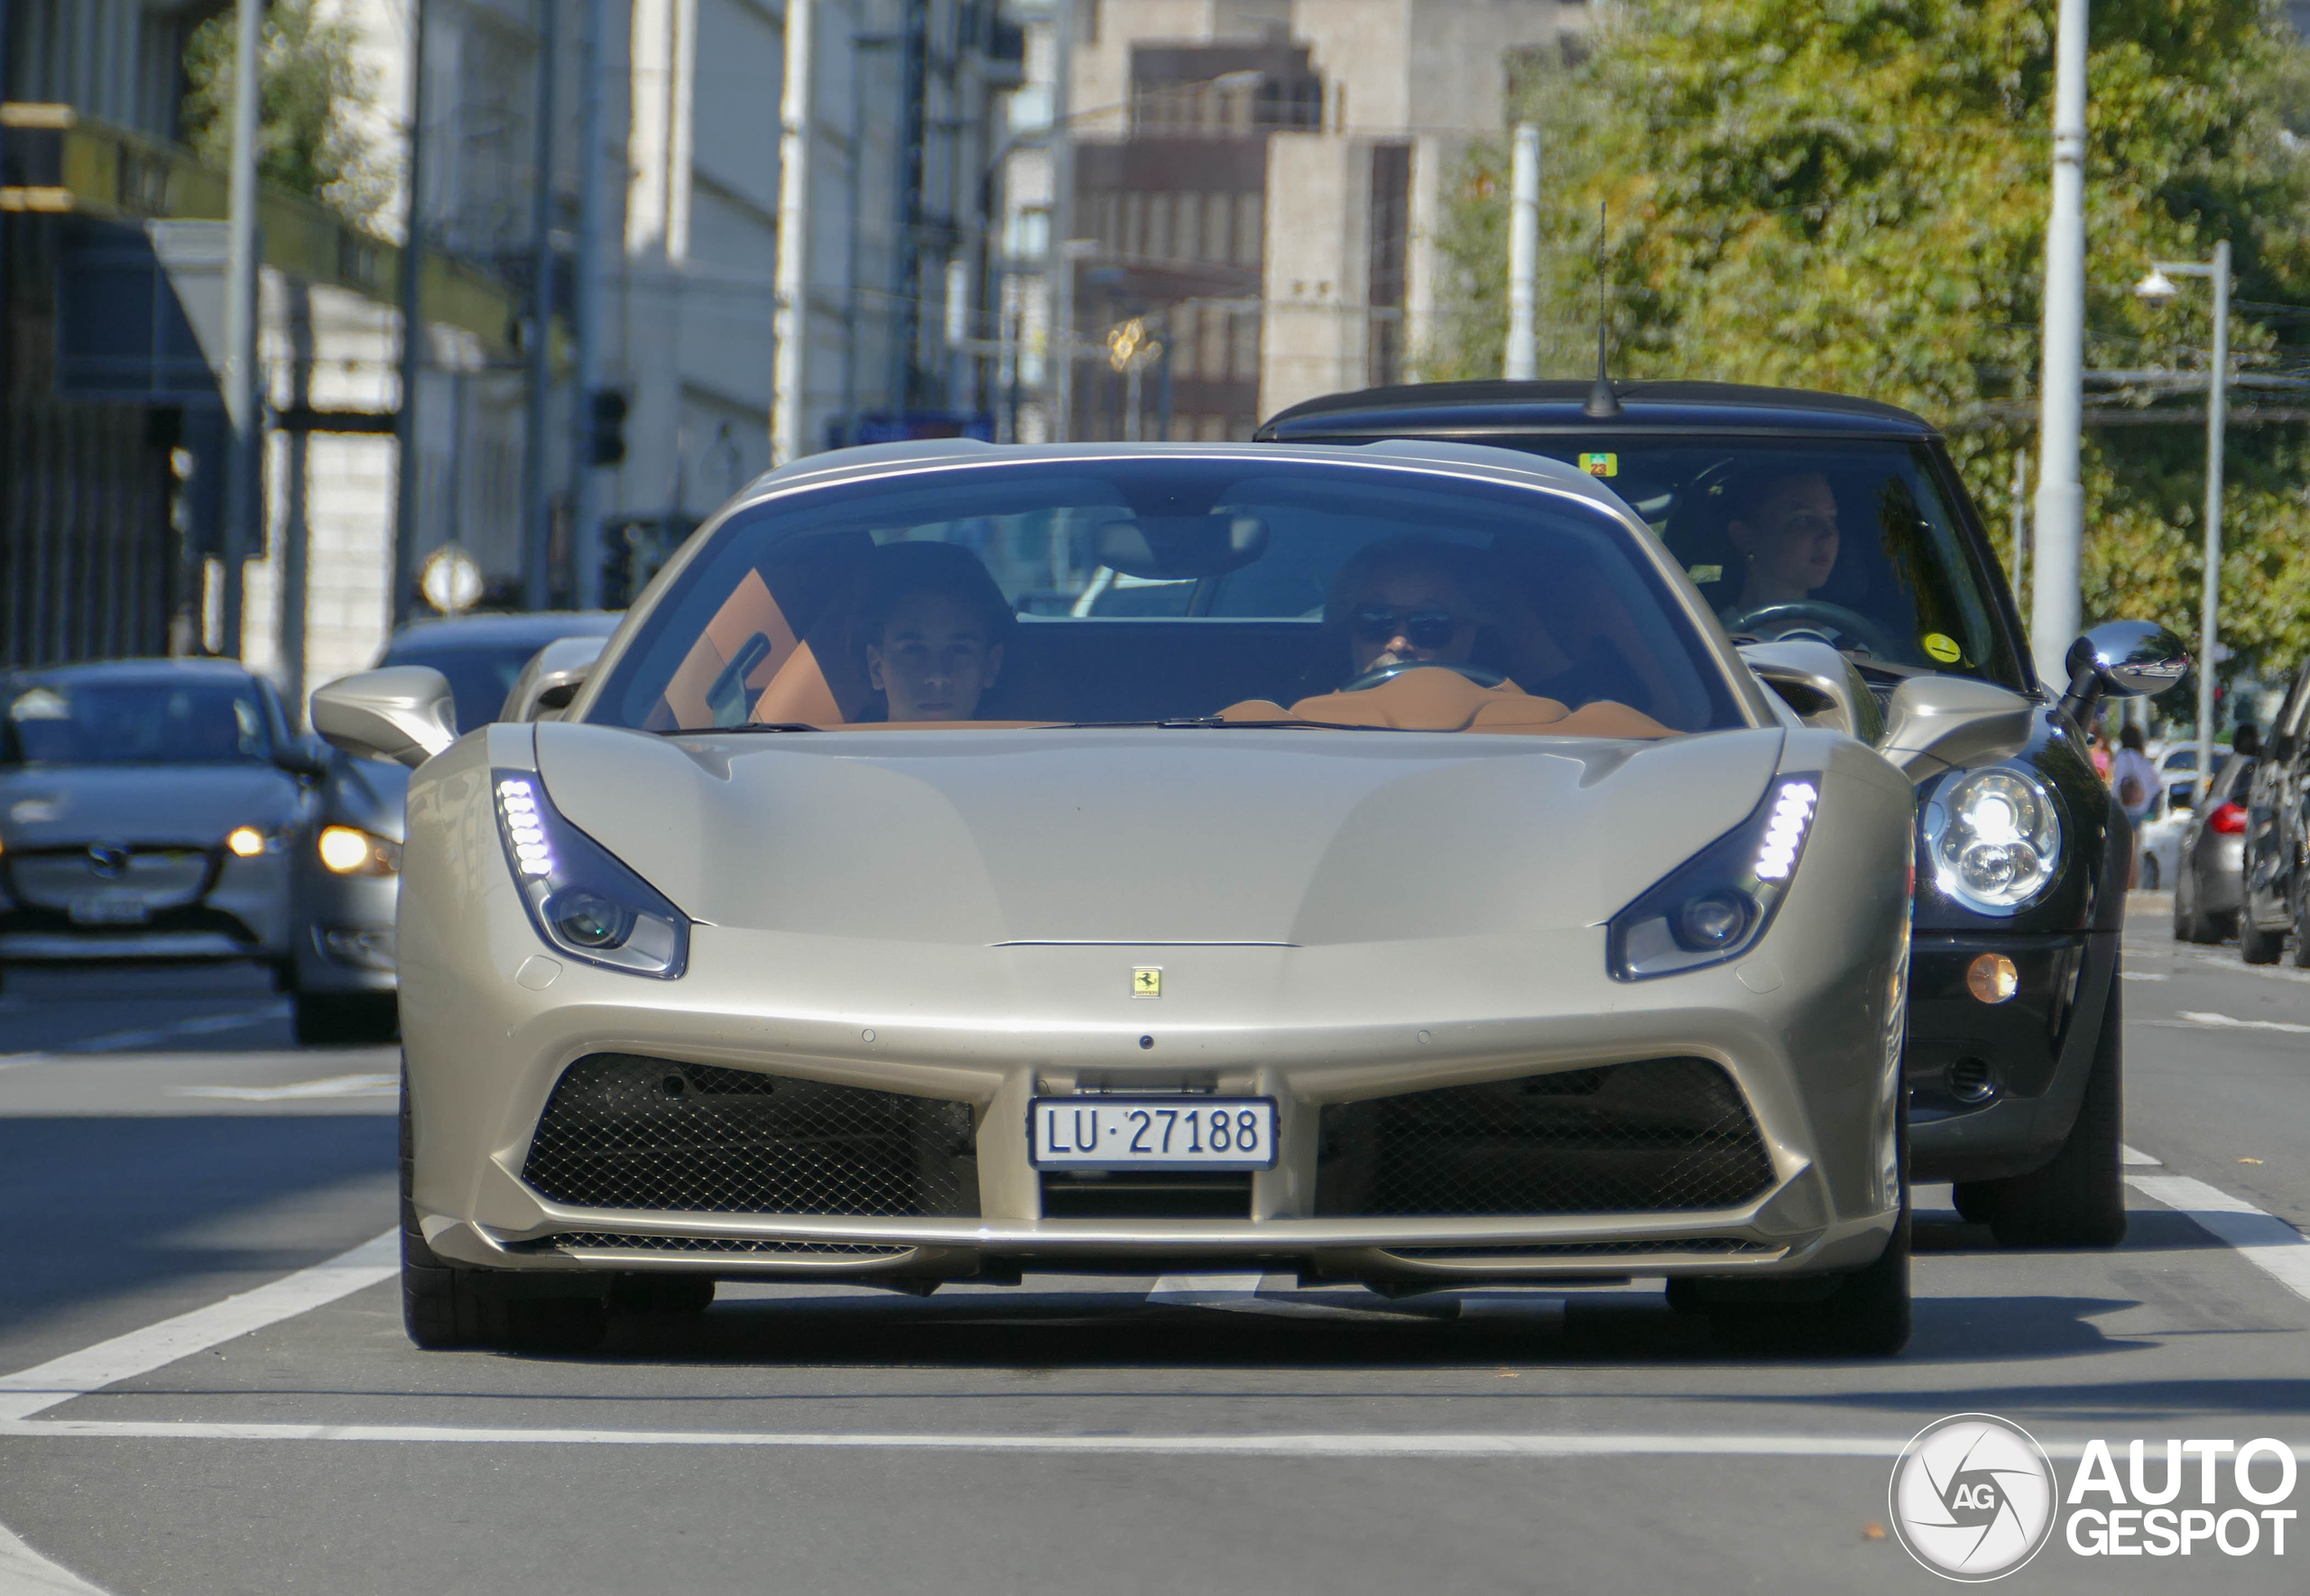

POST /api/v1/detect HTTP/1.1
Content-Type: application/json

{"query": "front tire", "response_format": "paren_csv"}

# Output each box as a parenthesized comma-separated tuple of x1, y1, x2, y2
(2174, 867, 2218, 945)
(1981, 983, 2126, 1248)
(400, 1071, 606, 1352)
(296, 991, 399, 1046)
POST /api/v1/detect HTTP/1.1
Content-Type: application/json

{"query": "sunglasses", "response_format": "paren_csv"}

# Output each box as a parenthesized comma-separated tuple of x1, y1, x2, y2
(1348, 605, 1469, 650)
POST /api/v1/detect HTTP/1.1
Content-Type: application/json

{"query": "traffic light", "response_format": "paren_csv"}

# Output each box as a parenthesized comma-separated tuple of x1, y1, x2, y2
(589, 390, 628, 466)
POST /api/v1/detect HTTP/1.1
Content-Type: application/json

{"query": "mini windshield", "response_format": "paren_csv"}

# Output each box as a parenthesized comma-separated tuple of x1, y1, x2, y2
(1497, 438, 2024, 687)
(588, 458, 1747, 737)
(2, 677, 274, 765)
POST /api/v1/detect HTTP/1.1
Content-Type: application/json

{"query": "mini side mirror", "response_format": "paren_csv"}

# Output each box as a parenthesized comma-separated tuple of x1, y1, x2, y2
(1879, 676, 2035, 781)
(310, 667, 457, 769)
(1739, 641, 1884, 743)
(501, 635, 610, 723)
(2062, 621, 2189, 720)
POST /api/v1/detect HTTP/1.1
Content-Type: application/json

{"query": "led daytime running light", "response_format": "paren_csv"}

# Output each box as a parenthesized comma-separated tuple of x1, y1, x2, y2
(1753, 780, 1816, 881)
(496, 778, 555, 877)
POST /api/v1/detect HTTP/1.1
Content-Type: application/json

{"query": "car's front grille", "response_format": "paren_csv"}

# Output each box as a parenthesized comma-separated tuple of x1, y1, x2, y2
(5, 846, 213, 911)
(1383, 1239, 1781, 1259)
(521, 1055, 979, 1217)
(1315, 1057, 1775, 1217)
(540, 1232, 909, 1259)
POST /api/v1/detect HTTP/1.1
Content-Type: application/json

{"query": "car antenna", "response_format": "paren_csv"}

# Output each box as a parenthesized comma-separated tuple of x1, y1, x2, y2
(1584, 199, 1623, 419)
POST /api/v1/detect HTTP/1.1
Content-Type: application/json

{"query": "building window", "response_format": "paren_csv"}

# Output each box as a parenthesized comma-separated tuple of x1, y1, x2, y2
(1148, 192, 1172, 261)
(1176, 193, 1201, 262)
(1172, 303, 1200, 378)
(1200, 304, 1228, 377)
(1123, 192, 1146, 259)
(1231, 309, 1261, 382)
(1206, 193, 1232, 263)
(1235, 193, 1263, 268)
(1367, 142, 1412, 387)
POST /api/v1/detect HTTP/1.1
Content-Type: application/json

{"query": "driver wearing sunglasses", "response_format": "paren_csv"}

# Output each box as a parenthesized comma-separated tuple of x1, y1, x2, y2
(1327, 537, 1490, 679)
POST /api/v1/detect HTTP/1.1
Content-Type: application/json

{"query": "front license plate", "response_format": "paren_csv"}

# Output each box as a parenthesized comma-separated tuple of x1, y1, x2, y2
(69, 894, 150, 926)
(1030, 1097, 1278, 1170)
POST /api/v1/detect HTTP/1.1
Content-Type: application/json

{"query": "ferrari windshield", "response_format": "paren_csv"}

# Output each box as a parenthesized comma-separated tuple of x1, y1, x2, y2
(587, 457, 1748, 737)
(1492, 437, 2025, 687)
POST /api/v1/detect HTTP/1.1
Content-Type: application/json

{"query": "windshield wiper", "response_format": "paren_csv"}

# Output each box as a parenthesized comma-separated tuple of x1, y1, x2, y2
(661, 721, 823, 735)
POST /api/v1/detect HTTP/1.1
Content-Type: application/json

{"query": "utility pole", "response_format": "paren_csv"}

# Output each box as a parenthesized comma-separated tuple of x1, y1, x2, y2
(2030, 0, 2088, 692)
(772, 0, 816, 466)
(2200, 238, 2231, 807)
(2010, 450, 2029, 619)
(569, 0, 609, 605)
(1049, 0, 1076, 441)
(1504, 123, 1539, 382)
(392, 0, 432, 630)
(221, 0, 263, 658)
(521, 0, 560, 610)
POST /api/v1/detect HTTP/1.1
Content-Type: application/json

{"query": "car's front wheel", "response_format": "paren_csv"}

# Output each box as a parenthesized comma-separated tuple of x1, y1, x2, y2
(2174, 866, 2219, 945)
(400, 1072, 606, 1352)
(2241, 906, 2284, 964)
(1957, 983, 2126, 1248)
(295, 992, 399, 1047)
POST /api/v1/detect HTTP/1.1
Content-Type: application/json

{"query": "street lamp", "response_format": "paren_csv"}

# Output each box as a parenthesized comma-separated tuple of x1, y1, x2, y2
(2133, 242, 2231, 807)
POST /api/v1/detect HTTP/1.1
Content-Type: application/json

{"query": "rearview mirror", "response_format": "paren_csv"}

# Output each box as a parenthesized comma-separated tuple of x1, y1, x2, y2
(1092, 513, 1269, 580)
(310, 667, 457, 769)
(1878, 677, 2035, 781)
(501, 635, 610, 723)
(2061, 621, 2189, 721)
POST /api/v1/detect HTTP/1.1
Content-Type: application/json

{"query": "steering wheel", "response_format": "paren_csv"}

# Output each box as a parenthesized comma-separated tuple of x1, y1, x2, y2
(1340, 661, 1509, 694)
(1723, 601, 1898, 660)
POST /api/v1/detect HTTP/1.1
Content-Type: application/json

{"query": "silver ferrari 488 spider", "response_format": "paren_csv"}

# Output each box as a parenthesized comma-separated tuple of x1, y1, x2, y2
(313, 439, 2038, 1355)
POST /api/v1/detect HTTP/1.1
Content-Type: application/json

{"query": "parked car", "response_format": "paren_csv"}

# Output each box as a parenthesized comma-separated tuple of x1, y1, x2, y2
(2133, 780, 2191, 892)
(296, 613, 624, 1035)
(307, 437, 2088, 1355)
(1261, 379, 2186, 1247)
(0, 660, 332, 1016)
(2175, 751, 2254, 943)
(2238, 660, 2310, 963)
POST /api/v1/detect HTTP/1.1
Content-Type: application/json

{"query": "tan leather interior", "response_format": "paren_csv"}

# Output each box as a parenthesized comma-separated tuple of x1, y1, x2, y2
(651, 569, 800, 730)
(1221, 666, 1673, 739)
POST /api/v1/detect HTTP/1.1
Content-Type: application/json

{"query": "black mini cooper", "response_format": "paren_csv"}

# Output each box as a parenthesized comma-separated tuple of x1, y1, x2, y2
(1261, 379, 2185, 1247)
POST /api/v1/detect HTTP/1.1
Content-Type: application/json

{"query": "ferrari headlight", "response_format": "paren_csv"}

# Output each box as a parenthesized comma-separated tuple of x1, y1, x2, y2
(1609, 774, 1821, 980)
(1924, 767, 2061, 914)
(491, 770, 688, 977)
(318, 825, 400, 876)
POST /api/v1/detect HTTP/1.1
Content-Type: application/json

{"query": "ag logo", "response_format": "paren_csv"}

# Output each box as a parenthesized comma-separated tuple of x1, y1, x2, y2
(1889, 1413, 2056, 1581)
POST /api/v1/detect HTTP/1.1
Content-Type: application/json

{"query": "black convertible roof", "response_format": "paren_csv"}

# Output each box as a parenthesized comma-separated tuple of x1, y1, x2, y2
(1259, 379, 1938, 441)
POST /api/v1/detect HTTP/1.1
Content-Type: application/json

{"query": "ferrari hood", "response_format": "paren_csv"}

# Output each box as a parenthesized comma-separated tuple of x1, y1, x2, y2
(536, 725, 1786, 946)
(0, 762, 302, 850)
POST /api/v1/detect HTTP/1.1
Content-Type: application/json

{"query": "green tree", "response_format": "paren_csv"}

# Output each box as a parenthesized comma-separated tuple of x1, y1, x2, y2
(1432, 0, 2310, 683)
(181, 0, 385, 223)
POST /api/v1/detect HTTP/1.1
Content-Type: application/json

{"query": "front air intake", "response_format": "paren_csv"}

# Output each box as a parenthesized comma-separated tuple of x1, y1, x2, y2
(522, 1054, 979, 1216)
(1314, 1057, 1774, 1217)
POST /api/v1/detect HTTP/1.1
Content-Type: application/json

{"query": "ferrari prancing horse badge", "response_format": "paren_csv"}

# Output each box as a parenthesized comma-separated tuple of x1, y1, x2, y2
(1132, 967, 1162, 999)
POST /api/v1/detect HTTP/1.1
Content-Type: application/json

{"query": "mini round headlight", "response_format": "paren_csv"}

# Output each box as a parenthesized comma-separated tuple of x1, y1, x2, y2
(546, 889, 634, 950)
(1927, 768, 2062, 913)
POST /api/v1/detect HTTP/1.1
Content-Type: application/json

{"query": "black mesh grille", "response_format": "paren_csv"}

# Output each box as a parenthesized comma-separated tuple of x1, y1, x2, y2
(522, 1054, 979, 1216)
(545, 1232, 908, 1258)
(1316, 1057, 1773, 1217)
(1384, 1240, 1779, 1259)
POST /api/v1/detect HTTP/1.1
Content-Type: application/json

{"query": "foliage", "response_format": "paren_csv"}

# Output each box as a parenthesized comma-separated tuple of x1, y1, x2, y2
(181, 0, 385, 224)
(1430, 0, 2310, 686)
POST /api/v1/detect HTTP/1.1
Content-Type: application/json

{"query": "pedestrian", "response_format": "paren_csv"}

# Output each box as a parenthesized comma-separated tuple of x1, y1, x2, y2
(2233, 721, 2261, 760)
(2110, 724, 2157, 888)
(2090, 725, 2113, 780)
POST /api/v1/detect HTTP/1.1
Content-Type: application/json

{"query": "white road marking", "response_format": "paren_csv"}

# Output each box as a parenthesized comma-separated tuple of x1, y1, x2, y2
(169, 1074, 397, 1102)
(2130, 1176, 2310, 1303)
(0, 1419, 2296, 1461)
(1146, 1271, 1268, 1305)
(0, 1522, 110, 1595)
(2191, 953, 2310, 987)
(0, 1231, 395, 1425)
(2167, 1010, 2310, 1035)
(2121, 971, 2169, 982)
(0, 1006, 291, 1060)
(2121, 1145, 2162, 1166)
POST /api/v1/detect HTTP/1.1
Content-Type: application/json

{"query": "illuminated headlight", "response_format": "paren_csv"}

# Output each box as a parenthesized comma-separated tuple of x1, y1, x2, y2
(225, 826, 273, 858)
(1609, 775, 1821, 980)
(1924, 767, 2062, 914)
(318, 825, 400, 876)
(492, 772, 688, 977)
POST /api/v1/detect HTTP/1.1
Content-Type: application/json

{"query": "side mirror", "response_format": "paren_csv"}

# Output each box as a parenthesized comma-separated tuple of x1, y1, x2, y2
(1739, 641, 1884, 743)
(310, 667, 457, 769)
(501, 635, 610, 723)
(2060, 621, 2189, 721)
(273, 737, 330, 779)
(1879, 676, 2035, 781)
